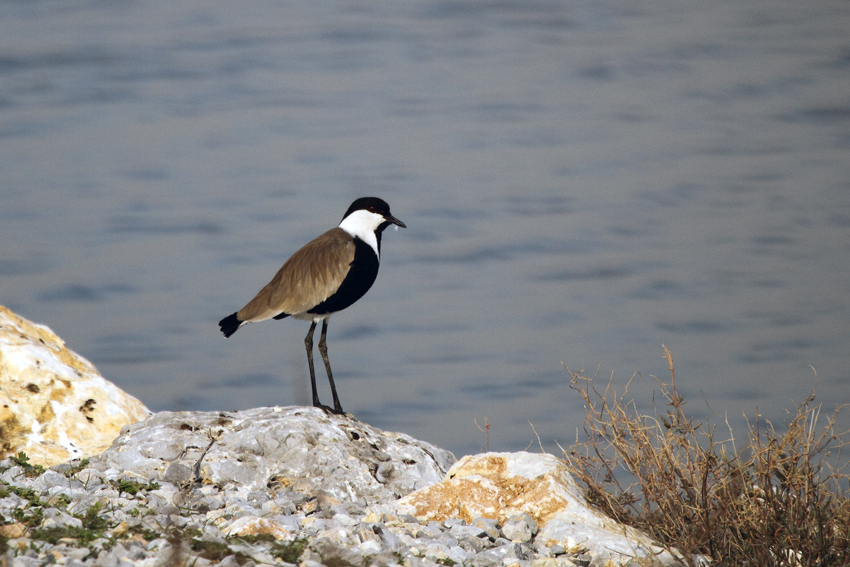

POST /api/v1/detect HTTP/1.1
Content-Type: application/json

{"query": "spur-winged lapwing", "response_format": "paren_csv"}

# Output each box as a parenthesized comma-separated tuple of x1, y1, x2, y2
(218, 197, 406, 414)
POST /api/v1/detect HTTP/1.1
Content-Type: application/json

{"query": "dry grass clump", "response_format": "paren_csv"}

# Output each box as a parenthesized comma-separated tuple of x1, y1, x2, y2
(562, 347, 850, 566)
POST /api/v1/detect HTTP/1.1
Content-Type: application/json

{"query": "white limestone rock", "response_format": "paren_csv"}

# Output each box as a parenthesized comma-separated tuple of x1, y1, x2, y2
(0, 305, 152, 466)
(92, 406, 456, 504)
(397, 451, 695, 567)
(0, 304, 707, 565)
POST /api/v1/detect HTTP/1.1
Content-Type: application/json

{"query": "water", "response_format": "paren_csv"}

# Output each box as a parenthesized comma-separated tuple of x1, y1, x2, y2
(2, 0, 849, 458)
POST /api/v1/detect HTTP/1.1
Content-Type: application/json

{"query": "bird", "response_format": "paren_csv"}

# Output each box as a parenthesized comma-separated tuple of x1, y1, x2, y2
(218, 197, 406, 415)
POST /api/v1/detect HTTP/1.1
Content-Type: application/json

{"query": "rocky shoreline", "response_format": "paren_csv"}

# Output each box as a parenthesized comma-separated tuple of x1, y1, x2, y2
(1, 407, 695, 567)
(1, 452, 585, 567)
(2, 308, 698, 566)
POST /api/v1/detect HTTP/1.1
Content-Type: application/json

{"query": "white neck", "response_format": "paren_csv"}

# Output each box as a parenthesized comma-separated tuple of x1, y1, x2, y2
(338, 209, 383, 257)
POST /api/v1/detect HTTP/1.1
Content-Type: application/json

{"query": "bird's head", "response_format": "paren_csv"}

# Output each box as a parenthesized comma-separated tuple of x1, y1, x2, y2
(340, 197, 406, 234)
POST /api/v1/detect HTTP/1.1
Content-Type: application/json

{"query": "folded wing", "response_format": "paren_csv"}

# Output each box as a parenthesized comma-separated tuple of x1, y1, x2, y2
(237, 228, 355, 322)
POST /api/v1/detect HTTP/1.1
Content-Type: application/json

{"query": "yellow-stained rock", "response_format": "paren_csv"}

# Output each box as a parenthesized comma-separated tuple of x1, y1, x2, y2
(0, 305, 151, 466)
(396, 452, 581, 527)
(397, 452, 692, 566)
(0, 523, 29, 539)
(223, 517, 294, 540)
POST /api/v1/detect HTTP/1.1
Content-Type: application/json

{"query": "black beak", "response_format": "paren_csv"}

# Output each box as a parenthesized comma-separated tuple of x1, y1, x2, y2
(385, 214, 406, 229)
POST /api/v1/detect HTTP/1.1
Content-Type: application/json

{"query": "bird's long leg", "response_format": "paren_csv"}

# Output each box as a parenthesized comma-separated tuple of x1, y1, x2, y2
(304, 321, 322, 409)
(318, 318, 343, 414)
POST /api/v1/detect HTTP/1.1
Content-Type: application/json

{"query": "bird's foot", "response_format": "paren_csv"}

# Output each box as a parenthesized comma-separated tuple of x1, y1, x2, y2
(313, 402, 346, 416)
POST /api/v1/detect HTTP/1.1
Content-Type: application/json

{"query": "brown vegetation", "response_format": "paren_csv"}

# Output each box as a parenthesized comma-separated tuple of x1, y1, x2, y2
(562, 347, 850, 566)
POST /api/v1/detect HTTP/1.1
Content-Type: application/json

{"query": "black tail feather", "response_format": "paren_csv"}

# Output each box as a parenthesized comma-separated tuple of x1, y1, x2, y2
(219, 313, 243, 338)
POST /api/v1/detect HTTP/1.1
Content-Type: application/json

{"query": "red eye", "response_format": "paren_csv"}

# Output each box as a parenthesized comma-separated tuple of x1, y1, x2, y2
(368, 206, 377, 212)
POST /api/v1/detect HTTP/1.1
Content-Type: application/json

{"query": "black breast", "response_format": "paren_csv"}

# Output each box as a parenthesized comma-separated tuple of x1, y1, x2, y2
(308, 238, 380, 316)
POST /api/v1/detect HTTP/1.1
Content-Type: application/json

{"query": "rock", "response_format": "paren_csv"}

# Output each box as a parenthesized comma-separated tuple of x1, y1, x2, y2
(0, 523, 28, 539)
(222, 516, 294, 539)
(0, 305, 151, 466)
(501, 513, 538, 543)
(396, 452, 692, 566)
(396, 452, 579, 526)
(0, 313, 708, 566)
(91, 405, 456, 504)
(0, 438, 708, 567)
(471, 516, 501, 540)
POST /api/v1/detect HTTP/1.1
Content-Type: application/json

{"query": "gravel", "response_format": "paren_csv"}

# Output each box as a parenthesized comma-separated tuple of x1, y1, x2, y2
(0, 456, 592, 567)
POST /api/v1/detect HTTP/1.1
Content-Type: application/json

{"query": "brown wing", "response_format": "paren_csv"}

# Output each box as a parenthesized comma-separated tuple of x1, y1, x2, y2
(237, 228, 355, 322)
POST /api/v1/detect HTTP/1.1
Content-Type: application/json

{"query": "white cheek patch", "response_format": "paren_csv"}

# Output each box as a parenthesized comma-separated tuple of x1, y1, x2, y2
(339, 210, 384, 257)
